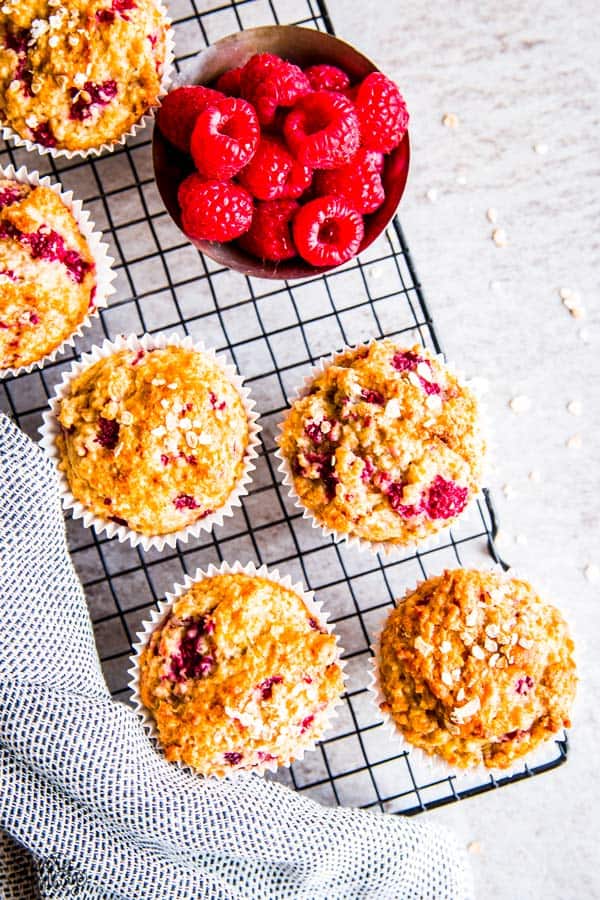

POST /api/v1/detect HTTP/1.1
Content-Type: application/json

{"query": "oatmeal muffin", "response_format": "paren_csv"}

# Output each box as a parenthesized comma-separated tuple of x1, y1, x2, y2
(377, 568, 576, 769)
(0, 0, 169, 152)
(277, 339, 485, 547)
(56, 344, 251, 536)
(138, 571, 345, 776)
(0, 178, 96, 370)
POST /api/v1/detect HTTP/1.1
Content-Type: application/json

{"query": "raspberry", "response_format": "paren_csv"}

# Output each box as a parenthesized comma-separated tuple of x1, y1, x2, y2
(157, 85, 224, 153)
(178, 175, 253, 242)
(360, 388, 384, 405)
(314, 148, 385, 214)
(257, 675, 283, 700)
(240, 53, 311, 126)
(284, 91, 360, 169)
(190, 97, 259, 180)
(237, 136, 311, 200)
(224, 751, 243, 766)
(238, 199, 298, 262)
(304, 64, 350, 92)
(30, 121, 56, 147)
(354, 72, 409, 152)
(293, 195, 364, 267)
(515, 676, 534, 695)
(215, 65, 243, 96)
(95, 417, 119, 450)
(425, 475, 468, 519)
(69, 80, 118, 121)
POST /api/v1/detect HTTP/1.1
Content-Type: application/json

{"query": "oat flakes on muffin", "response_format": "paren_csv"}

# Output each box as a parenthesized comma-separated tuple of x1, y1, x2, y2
(138, 571, 345, 776)
(277, 339, 485, 547)
(56, 344, 251, 536)
(377, 568, 576, 769)
(0, 0, 169, 152)
(0, 178, 96, 370)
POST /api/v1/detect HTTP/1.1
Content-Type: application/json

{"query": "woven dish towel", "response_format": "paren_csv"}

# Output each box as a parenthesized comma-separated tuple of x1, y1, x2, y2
(0, 412, 473, 900)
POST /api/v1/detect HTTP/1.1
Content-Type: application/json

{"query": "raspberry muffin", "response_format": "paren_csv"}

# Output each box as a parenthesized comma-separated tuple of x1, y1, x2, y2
(376, 568, 576, 770)
(137, 569, 345, 776)
(277, 339, 485, 548)
(1, 177, 96, 371)
(0, 0, 170, 153)
(55, 342, 252, 537)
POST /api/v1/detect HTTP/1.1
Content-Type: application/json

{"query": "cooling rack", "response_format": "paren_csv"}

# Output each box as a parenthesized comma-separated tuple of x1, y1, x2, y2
(0, 0, 567, 815)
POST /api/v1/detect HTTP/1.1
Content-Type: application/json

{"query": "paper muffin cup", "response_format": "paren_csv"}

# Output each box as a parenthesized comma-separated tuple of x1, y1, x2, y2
(275, 339, 489, 558)
(39, 332, 261, 551)
(366, 565, 574, 782)
(127, 560, 347, 778)
(0, 163, 116, 379)
(0, 2, 174, 160)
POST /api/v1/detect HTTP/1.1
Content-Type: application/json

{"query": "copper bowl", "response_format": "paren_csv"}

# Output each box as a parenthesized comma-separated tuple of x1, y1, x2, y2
(153, 25, 410, 280)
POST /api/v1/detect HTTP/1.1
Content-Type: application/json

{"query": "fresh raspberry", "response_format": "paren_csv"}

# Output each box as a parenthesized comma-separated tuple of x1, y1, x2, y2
(292, 195, 364, 267)
(238, 199, 299, 262)
(425, 475, 468, 519)
(304, 64, 350, 92)
(190, 97, 259, 180)
(237, 136, 311, 200)
(354, 72, 409, 152)
(178, 175, 253, 242)
(314, 148, 385, 214)
(215, 65, 243, 96)
(157, 85, 224, 153)
(283, 91, 360, 169)
(240, 53, 311, 126)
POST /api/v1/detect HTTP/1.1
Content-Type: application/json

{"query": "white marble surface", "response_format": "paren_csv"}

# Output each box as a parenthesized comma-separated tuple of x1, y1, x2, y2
(326, 1, 599, 896)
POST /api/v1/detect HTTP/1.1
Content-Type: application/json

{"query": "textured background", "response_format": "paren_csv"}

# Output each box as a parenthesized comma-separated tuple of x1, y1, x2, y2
(326, 1, 599, 896)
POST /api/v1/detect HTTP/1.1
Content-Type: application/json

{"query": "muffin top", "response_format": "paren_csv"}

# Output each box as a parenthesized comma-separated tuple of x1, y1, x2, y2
(0, 178, 96, 370)
(0, 0, 169, 152)
(56, 345, 250, 535)
(277, 339, 485, 546)
(138, 572, 345, 776)
(378, 568, 576, 769)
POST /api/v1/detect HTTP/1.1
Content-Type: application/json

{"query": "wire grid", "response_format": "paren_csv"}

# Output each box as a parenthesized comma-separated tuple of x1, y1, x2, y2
(0, 0, 567, 817)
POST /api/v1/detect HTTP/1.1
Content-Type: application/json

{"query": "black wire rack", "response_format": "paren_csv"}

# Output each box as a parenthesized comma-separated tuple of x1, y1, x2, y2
(0, 0, 567, 816)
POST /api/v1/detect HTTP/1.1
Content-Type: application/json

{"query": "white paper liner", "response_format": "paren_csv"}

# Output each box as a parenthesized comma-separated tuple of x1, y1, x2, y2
(0, 163, 116, 379)
(0, 2, 174, 159)
(127, 560, 347, 778)
(275, 339, 489, 558)
(366, 564, 576, 782)
(39, 332, 261, 551)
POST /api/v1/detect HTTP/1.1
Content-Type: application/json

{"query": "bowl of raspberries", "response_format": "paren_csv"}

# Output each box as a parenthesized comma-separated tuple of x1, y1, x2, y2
(153, 25, 410, 278)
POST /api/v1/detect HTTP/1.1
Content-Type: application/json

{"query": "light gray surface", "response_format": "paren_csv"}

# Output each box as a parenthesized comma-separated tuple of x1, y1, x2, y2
(326, 1, 599, 897)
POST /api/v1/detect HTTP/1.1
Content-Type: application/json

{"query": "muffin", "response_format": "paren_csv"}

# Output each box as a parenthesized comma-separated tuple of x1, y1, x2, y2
(0, 0, 170, 153)
(55, 342, 253, 537)
(0, 177, 97, 371)
(277, 339, 485, 547)
(376, 568, 576, 770)
(137, 569, 345, 776)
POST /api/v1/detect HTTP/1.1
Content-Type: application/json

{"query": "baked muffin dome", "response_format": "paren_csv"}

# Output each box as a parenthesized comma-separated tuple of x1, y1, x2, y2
(0, 0, 169, 152)
(0, 178, 96, 370)
(138, 571, 345, 776)
(56, 344, 250, 536)
(377, 568, 576, 769)
(278, 339, 485, 546)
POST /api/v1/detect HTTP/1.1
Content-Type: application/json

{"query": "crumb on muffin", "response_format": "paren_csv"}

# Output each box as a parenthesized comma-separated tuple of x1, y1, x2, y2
(56, 344, 250, 535)
(277, 339, 485, 546)
(0, 0, 169, 151)
(0, 178, 96, 370)
(138, 572, 345, 776)
(378, 568, 576, 769)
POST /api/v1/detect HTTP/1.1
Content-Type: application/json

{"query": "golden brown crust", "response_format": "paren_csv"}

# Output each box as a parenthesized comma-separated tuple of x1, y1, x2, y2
(277, 339, 485, 546)
(0, 180, 96, 369)
(138, 573, 345, 776)
(56, 345, 250, 535)
(378, 568, 576, 769)
(0, 0, 168, 151)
